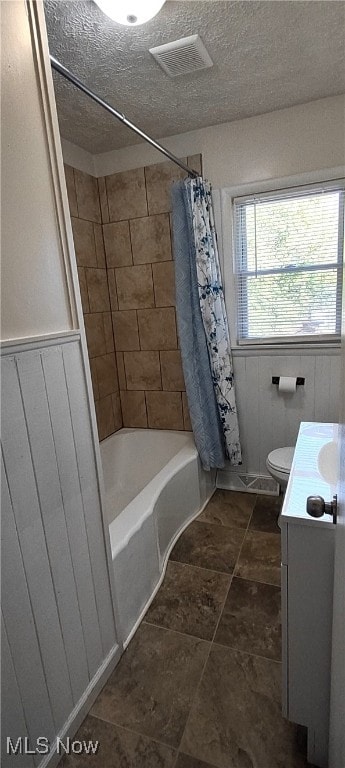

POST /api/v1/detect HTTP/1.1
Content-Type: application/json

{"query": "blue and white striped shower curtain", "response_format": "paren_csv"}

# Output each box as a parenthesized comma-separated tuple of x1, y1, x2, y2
(171, 177, 242, 470)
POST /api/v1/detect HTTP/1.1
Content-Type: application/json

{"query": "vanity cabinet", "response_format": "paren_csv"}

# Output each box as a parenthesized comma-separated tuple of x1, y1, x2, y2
(279, 422, 337, 768)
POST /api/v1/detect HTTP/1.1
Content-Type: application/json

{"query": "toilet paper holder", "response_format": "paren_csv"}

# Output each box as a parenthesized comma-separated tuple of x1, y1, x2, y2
(272, 376, 305, 386)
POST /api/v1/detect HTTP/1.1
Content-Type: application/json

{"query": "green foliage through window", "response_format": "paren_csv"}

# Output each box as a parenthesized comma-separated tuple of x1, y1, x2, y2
(234, 184, 344, 342)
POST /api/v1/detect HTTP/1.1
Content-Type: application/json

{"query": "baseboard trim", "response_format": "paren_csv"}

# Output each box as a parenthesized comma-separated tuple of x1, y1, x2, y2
(38, 643, 121, 768)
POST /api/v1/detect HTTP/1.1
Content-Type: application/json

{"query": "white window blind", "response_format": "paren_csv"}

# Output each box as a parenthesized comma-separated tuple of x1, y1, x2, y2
(233, 181, 344, 344)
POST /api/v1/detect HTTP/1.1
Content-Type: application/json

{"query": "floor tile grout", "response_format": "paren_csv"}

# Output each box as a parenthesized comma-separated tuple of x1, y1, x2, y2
(211, 638, 282, 664)
(193, 520, 250, 531)
(173, 617, 216, 760)
(77, 491, 285, 768)
(173, 496, 259, 762)
(167, 558, 236, 577)
(230, 573, 281, 588)
(142, 618, 214, 645)
(230, 493, 257, 580)
(145, 575, 280, 646)
(171, 492, 285, 766)
(88, 711, 178, 752)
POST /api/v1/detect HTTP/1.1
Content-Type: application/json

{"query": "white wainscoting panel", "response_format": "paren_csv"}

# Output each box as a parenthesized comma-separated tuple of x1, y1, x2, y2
(233, 352, 341, 476)
(1, 613, 35, 768)
(1, 339, 119, 767)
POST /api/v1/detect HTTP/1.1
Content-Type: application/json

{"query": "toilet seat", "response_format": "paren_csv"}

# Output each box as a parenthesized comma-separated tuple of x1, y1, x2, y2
(267, 447, 294, 475)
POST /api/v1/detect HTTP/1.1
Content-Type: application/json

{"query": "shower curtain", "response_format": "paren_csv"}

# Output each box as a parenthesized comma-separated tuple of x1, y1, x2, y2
(171, 177, 242, 470)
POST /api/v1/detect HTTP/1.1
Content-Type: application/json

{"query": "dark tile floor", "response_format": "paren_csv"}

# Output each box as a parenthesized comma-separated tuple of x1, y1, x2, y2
(60, 490, 311, 768)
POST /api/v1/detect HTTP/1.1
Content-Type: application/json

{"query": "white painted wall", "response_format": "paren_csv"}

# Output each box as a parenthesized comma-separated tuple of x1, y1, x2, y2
(60, 94, 345, 476)
(1, 0, 73, 341)
(233, 351, 341, 477)
(86, 94, 345, 186)
(61, 137, 95, 176)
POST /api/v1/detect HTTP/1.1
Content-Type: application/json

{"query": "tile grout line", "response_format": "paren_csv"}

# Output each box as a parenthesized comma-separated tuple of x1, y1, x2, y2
(211, 639, 282, 665)
(194, 516, 281, 536)
(226, 494, 257, 582)
(88, 710, 178, 754)
(172, 496, 259, 765)
(229, 573, 281, 588)
(141, 618, 212, 645)
(88, 492, 282, 767)
(210, 497, 258, 644)
(171, 626, 214, 767)
(167, 557, 238, 577)
(170, 499, 258, 578)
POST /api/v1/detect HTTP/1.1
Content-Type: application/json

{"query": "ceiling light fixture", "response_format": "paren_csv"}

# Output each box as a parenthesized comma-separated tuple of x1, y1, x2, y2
(94, 0, 166, 26)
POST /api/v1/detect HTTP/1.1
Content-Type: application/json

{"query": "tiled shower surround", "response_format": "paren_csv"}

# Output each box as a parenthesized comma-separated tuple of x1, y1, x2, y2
(65, 164, 122, 440)
(65, 155, 202, 440)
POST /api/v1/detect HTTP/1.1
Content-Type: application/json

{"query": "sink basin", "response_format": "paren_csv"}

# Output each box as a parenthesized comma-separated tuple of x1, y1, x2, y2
(317, 440, 338, 486)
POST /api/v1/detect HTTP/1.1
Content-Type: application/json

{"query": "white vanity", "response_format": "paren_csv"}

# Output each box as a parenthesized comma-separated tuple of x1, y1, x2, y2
(279, 422, 338, 768)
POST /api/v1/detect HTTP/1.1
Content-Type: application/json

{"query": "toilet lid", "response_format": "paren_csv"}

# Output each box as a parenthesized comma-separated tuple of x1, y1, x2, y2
(267, 447, 294, 473)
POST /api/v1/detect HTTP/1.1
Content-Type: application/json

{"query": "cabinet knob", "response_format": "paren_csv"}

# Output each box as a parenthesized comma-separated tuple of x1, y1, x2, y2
(306, 495, 337, 524)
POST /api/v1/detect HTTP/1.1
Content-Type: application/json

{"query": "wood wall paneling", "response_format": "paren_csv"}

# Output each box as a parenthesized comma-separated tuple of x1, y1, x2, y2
(41, 346, 104, 677)
(233, 352, 341, 476)
(1, 613, 35, 768)
(62, 342, 116, 655)
(1, 341, 118, 765)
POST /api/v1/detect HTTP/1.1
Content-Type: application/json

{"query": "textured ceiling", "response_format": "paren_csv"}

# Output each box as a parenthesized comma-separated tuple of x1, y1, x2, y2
(44, 0, 345, 155)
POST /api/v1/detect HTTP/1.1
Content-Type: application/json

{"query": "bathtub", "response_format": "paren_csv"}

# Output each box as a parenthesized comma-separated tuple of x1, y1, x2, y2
(100, 428, 215, 647)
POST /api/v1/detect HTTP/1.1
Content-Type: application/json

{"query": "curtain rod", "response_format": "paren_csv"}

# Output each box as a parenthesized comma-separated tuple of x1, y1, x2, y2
(50, 55, 199, 179)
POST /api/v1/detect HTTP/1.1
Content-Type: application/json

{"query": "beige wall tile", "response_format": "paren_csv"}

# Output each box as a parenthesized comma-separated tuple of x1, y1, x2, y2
(187, 154, 202, 176)
(74, 169, 101, 223)
(86, 268, 110, 312)
(116, 351, 126, 389)
(130, 214, 171, 265)
(77, 267, 90, 313)
(146, 391, 183, 430)
(105, 168, 147, 222)
(96, 395, 115, 440)
(98, 177, 109, 223)
(124, 351, 161, 390)
(182, 391, 192, 431)
(160, 350, 185, 391)
(71, 217, 97, 267)
(152, 261, 175, 307)
(96, 353, 118, 399)
(120, 390, 147, 428)
(112, 391, 122, 431)
(64, 164, 78, 217)
(115, 264, 154, 310)
(103, 221, 132, 268)
(94, 223, 106, 268)
(84, 313, 106, 358)
(107, 269, 118, 310)
(89, 358, 99, 401)
(145, 160, 187, 215)
(103, 312, 114, 353)
(138, 307, 177, 350)
(112, 310, 140, 351)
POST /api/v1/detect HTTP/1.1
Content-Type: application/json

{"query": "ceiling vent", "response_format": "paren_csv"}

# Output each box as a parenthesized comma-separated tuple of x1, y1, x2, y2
(149, 35, 213, 78)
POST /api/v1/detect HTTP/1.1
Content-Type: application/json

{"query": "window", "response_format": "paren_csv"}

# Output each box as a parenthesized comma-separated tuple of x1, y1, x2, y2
(233, 182, 344, 344)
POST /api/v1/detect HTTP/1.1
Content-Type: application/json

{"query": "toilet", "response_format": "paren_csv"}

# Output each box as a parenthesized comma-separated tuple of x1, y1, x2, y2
(266, 447, 295, 489)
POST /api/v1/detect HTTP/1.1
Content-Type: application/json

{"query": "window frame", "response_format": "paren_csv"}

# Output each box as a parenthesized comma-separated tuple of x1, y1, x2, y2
(220, 172, 345, 350)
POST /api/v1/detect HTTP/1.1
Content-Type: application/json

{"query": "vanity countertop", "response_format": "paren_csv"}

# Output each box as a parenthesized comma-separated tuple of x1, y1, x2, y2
(280, 421, 338, 528)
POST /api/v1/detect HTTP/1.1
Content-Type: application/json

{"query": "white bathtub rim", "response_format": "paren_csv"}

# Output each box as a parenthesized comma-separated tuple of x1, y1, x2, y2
(108, 443, 198, 559)
(102, 426, 193, 443)
(122, 482, 216, 649)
